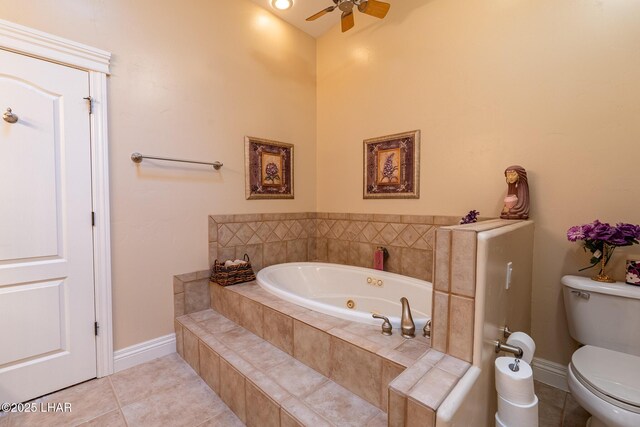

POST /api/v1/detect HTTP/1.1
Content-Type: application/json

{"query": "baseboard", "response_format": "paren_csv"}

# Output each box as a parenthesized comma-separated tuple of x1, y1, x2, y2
(113, 333, 176, 373)
(532, 357, 568, 392)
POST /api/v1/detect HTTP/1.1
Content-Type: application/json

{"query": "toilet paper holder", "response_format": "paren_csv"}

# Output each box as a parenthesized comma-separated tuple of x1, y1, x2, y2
(494, 340, 524, 359)
(501, 325, 513, 338)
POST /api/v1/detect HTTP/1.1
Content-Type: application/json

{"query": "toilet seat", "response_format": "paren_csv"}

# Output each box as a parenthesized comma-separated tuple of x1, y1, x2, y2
(571, 345, 640, 413)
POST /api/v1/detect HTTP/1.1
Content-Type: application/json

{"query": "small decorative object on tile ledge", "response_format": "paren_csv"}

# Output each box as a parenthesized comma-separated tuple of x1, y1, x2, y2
(460, 210, 480, 224)
(211, 253, 256, 286)
(567, 220, 640, 283)
(627, 259, 640, 286)
(500, 165, 529, 220)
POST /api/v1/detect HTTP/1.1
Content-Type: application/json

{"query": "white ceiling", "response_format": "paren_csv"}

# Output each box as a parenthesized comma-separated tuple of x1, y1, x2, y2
(249, 0, 339, 38)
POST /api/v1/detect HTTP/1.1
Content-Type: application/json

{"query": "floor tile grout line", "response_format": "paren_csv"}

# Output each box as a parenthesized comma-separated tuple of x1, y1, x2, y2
(363, 407, 386, 426)
(560, 389, 568, 427)
(107, 376, 124, 410)
(298, 378, 331, 400)
(106, 377, 130, 427)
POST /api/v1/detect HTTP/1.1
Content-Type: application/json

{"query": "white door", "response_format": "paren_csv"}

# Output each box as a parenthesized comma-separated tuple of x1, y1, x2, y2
(0, 49, 96, 403)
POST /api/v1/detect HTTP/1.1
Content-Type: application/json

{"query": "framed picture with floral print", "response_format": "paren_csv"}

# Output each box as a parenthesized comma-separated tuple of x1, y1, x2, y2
(245, 136, 294, 200)
(363, 130, 420, 199)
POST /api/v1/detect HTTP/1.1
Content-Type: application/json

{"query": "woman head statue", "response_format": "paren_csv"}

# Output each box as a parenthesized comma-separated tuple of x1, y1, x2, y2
(501, 165, 529, 220)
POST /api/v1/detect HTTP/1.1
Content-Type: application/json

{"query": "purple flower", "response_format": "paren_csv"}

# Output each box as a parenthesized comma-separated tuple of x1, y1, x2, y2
(569, 220, 640, 272)
(607, 229, 629, 246)
(264, 162, 280, 183)
(567, 226, 585, 242)
(381, 153, 399, 182)
(586, 220, 616, 241)
(460, 210, 480, 225)
(581, 222, 594, 237)
(616, 223, 640, 241)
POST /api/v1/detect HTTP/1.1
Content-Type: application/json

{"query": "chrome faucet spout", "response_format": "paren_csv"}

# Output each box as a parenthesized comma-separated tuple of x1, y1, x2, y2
(400, 297, 415, 338)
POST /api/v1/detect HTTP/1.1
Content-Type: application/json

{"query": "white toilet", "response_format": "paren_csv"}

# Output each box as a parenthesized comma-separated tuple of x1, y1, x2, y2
(562, 275, 640, 427)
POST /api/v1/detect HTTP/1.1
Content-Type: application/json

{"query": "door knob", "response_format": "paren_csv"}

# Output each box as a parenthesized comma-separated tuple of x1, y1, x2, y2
(3, 108, 18, 124)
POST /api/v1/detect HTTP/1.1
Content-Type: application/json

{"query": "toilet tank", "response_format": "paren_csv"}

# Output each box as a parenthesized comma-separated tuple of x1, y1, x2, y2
(562, 275, 640, 357)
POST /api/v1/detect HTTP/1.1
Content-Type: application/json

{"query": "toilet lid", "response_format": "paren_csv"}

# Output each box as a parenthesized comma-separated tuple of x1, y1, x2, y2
(572, 345, 640, 408)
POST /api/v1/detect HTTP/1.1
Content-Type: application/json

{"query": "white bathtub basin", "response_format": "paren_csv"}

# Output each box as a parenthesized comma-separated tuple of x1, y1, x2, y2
(256, 262, 432, 329)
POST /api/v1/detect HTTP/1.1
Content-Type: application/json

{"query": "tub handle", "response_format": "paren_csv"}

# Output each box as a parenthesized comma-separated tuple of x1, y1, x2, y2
(372, 314, 393, 336)
(423, 319, 432, 338)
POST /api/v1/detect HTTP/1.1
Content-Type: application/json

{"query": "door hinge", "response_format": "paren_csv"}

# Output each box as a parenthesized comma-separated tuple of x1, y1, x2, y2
(94, 321, 99, 336)
(84, 96, 93, 114)
(91, 211, 95, 226)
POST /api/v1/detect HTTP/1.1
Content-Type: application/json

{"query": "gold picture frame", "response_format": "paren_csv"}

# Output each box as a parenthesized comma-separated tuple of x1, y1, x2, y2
(363, 130, 420, 199)
(245, 136, 294, 200)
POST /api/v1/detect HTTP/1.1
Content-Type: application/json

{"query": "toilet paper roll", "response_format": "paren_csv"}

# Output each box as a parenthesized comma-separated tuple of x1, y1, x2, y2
(506, 332, 536, 364)
(495, 357, 535, 405)
(495, 412, 507, 427)
(497, 394, 538, 427)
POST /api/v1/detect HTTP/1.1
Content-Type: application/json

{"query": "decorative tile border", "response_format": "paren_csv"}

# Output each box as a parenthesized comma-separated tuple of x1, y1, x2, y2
(208, 212, 461, 282)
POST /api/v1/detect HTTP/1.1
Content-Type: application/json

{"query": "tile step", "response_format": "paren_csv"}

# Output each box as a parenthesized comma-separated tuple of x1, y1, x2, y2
(177, 309, 387, 427)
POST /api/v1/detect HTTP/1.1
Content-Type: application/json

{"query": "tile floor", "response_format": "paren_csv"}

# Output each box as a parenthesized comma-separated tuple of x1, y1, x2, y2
(0, 354, 243, 427)
(536, 381, 591, 427)
(1, 355, 593, 427)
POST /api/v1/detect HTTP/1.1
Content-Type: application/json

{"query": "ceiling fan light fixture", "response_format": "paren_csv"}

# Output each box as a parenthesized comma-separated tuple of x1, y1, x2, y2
(271, 0, 293, 11)
(305, 0, 390, 31)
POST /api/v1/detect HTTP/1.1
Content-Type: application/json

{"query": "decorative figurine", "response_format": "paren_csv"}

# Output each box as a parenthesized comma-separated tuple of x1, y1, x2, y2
(501, 165, 530, 220)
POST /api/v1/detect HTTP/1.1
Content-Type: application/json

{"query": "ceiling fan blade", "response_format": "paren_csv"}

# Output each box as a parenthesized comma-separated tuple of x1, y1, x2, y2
(341, 10, 355, 32)
(358, 0, 391, 19)
(306, 6, 336, 21)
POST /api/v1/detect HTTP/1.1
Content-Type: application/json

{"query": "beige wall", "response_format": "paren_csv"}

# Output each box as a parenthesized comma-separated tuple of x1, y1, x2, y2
(0, 0, 317, 349)
(316, 0, 640, 365)
(4, 0, 640, 367)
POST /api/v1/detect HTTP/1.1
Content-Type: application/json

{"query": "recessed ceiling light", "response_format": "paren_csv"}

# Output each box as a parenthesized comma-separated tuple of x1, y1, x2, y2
(271, 0, 293, 11)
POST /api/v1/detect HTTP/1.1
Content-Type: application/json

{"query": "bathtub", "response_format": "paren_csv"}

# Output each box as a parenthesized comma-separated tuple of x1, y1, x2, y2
(256, 262, 431, 329)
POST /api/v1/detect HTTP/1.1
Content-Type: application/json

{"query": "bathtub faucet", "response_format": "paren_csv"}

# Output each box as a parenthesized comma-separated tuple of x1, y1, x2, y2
(400, 297, 415, 338)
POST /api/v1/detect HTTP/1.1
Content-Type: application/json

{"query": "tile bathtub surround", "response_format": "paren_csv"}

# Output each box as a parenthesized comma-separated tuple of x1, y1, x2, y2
(209, 281, 423, 409)
(388, 351, 470, 427)
(203, 281, 473, 420)
(431, 219, 520, 362)
(176, 310, 388, 426)
(209, 213, 316, 270)
(209, 212, 462, 282)
(173, 269, 212, 318)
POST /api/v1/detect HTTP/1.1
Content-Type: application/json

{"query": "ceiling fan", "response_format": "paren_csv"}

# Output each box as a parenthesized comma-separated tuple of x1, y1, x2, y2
(306, 0, 391, 33)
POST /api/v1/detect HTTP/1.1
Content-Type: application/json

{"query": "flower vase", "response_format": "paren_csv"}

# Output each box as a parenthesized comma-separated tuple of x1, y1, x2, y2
(592, 244, 616, 283)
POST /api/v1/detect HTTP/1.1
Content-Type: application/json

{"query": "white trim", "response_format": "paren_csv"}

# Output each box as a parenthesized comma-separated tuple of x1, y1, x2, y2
(0, 19, 110, 73)
(0, 20, 114, 378)
(532, 357, 569, 392)
(113, 334, 177, 373)
(90, 71, 114, 377)
(436, 366, 481, 427)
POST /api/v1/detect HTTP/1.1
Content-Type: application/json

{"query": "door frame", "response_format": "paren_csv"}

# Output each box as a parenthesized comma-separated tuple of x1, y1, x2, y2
(0, 19, 114, 377)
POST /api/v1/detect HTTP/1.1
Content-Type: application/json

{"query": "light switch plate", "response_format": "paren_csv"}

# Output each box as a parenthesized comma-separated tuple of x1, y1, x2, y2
(506, 262, 513, 290)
